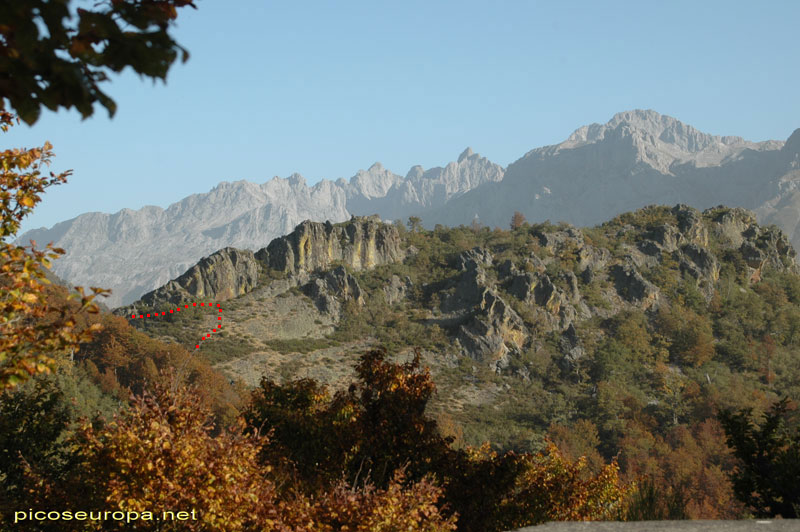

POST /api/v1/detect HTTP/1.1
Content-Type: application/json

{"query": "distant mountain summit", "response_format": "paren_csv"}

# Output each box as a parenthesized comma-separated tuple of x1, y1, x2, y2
(424, 110, 796, 231)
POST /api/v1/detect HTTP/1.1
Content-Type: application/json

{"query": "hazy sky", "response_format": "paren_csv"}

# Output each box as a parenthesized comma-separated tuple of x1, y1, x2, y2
(7, 0, 800, 235)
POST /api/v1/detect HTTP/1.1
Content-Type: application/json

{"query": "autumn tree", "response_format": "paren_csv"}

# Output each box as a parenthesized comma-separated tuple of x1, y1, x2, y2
(243, 376, 354, 493)
(0, 112, 105, 390)
(0, 0, 196, 124)
(617, 419, 742, 519)
(246, 348, 633, 532)
(656, 304, 715, 367)
(719, 397, 800, 518)
(308, 469, 457, 532)
(17, 371, 460, 532)
(546, 419, 605, 473)
(77, 313, 244, 426)
(495, 443, 629, 529)
(0, 365, 117, 519)
(27, 376, 286, 532)
(510, 211, 527, 230)
(245, 348, 453, 493)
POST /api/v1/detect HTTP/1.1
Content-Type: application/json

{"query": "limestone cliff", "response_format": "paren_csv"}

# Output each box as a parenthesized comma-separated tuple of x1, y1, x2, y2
(125, 247, 261, 311)
(259, 215, 405, 275)
(117, 216, 405, 314)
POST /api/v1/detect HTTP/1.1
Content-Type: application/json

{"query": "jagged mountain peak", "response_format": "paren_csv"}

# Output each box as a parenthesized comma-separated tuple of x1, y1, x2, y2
(457, 147, 475, 162)
(287, 173, 306, 186)
(346, 162, 403, 200)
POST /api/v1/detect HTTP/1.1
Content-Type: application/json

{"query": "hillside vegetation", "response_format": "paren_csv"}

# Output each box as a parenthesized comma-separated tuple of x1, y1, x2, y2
(6, 204, 800, 528)
(113, 205, 800, 519)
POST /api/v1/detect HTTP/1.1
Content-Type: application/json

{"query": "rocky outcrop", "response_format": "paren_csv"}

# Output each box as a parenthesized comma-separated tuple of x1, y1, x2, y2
(383, 275, 412, 305)
(674, 204, 709, 247)
(559, 323, 586, 371)
(119, 216, 406, 315)
(261, 215, 405, 275)
(680, 243, 719, 282)
(443, 205, 797, 372)
(709, 207, 756, 248)
(705, 206, 798, 280)
(302, 266, 364, 320)
(457, 290, 528, 372)
(640, 224, 681, 255)
(610, 262, 660, 309)
(441, 248, 494, 312)
(127, 247, 261, 310)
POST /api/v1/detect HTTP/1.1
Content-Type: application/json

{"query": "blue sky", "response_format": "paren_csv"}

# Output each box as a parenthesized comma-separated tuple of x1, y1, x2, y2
(7, 0, 800, 235)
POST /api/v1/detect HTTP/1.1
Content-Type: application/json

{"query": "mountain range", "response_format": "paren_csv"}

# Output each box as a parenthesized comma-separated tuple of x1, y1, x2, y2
(17, 109, 800, 308)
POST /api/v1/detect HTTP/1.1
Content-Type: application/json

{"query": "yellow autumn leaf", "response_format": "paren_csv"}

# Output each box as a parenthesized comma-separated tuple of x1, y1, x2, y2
(21, 292, 38, 303)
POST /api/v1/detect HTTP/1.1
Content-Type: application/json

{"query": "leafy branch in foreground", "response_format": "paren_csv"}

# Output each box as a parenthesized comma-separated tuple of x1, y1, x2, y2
(0, 0, 196, 124)
(0, 111, 107, 390)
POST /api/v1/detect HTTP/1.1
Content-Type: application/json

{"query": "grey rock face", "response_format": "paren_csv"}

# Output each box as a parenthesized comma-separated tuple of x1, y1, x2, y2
(126, 247, 261, 312)
(116, 217, 406, 317)
(441, 248, 493, 313)
(383, 275, 412, 305)
(436, 203, 798, 371)
(457, 289, 528, 372)
(302, 265, 364, 320)
(709, 207, 756, 248)
(343, 148, 504, 222)
(610, 262, 661, 309)
(559, 323, 586, 370)
(680, 243, 719, 281)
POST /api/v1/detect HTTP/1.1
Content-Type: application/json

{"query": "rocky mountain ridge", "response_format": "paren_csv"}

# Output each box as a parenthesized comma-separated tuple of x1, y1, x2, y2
(120, 204, 798, 377)
(119, 215, 405, 320)
(20, 149, 501, 308)
(424, 110, 798, 233)
(20, 110, 800, 308)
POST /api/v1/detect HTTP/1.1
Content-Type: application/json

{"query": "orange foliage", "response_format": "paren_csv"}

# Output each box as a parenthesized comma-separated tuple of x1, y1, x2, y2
(23, 373, 459, 532)
(307, 469, 457, 532)
(547, 419, 605, 473)
(78, 313, 244, 425)
(495, 443, 629, 529)
(618, 418, 742, 519)
(23, 377, 283, 531)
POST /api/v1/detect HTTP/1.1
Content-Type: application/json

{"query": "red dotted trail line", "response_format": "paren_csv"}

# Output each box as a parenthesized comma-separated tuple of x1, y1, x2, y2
(130, 302, 222, 349)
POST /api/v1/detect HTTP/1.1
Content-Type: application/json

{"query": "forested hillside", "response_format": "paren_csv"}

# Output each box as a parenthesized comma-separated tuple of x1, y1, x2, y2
(5, 202, 800, 529)
(109, 204, 800, 521)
